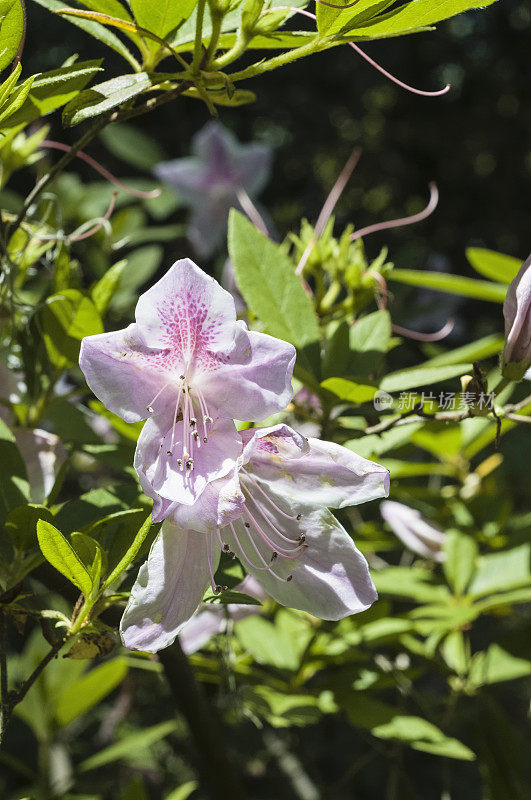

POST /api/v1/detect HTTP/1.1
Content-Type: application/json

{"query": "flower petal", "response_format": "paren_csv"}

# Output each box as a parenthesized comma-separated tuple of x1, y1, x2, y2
(381, 500, 445, 562)
(134, 415, 242, 516)
(79, 324, 171, 423)
(135, 259, 238, 358)
(120, 521, 220, 652)
(503, 254, 531, 366)
(200, 326, 296, 422)
(241, 425, 390, 508)
(224, 509, 377, 620)
(15, 429, 67, 504)
(168, 470, 245, 533)
(154, 158, 209, 202)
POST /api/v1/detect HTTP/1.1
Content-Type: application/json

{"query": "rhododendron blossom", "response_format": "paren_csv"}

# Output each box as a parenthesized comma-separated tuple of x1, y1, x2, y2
(79, 260, 296, 518)
(154, 122, 272, 256)
(121, 425, 390, 652)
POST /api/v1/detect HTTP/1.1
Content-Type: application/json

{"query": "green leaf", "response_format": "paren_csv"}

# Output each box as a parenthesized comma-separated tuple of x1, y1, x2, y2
(63, 72, 153, 126)
(0, 75, 35, 126)
(373, 567, 450, 603)
(130, 0, 197, 41)
(5, 503, 54, 550)
(381, 362, 471, 393)
(443, 531, 478, 595)
(203, 589, 261, 606)
(55, 658, 128, 726)
(164, 782, 199, 800)
(91, 259, 127, 315)
(469, 644, 531, 687)
(465, 248, 521, 284)
(102, 514, 152, 590)
(468, 545, 530, 598)
(31, 0, 140, 69)
(0, 0, 24, 72)
(70, 531, 105, 584)
(336, 693, 475, 760)
(389, 268, 507, 303)
(228, 209, 319, 359)
(100, 122, 165, 169)
(236, 614, 310, 670)
(184, 85, 256, 107)
(420, 333, 504, 368)
(37, 519, 93, 597)
(0, 418, 29, 524)
(1, 60, 103, 130)
(40, 290, 103, 368)
(80, 719, 177, 771)
(321, 378, 377, 404)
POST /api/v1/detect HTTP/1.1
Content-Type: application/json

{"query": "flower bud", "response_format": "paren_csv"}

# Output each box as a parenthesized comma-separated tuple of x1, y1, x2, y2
(502, 254, 531, 381)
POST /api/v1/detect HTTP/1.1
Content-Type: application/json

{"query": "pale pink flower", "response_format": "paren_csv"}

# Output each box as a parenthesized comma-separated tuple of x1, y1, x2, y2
(15, 429, 67, 505)
(154, 122, 272, 257)
(503, 254, 531, 379)
(79, 259, 296, 527)
(121, 425, 389, 652)
(380, 500, 445, 562)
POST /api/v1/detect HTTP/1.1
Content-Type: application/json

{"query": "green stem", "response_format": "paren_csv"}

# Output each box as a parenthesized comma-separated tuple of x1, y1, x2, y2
(213, 28, 250, 69)
(193, 0, 208, 73)
(492, 376, 511, 396)
(205, 8, 224, 66)
(0, 614, 8, 747)
(228, 36, 326, 81)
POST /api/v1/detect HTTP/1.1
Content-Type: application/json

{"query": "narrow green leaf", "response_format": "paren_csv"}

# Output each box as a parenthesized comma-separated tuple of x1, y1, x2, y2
(443, 531, 478, 595)
(2, 60, 103, 129)
(321, 378, 377, 404)
(421, 334, 504, 368)
(63, 72, 153, 126)
(389, 268, 507, 303)
(37, 519, 93, 597)
(102, 514, 152, 590)
(0, 0, 24, 72)
(80, 719, 177, 771)
(381, 363, 472, 393)
(31, 0, 140, 68)
(465, 247, 521, 284)
(91, 259, 127, 315)
(0, 418, 29, 523)
(469, 644, 531, 687)
(55, 658, 128, 726)
(130, 0, 197, 41)
(164, 782, 199, 800)
(100, 122, 165, 169)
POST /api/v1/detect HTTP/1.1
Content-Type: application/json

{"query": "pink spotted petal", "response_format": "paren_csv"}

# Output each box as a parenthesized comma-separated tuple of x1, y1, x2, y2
(241, 424, 390, 509)
(120, 521, 220, 652)
(224, 509, 377, 620)
(135, 259, 238, 359)
(79, 324, 176, 423)
(134, 416, 242, 513)
(199, 324, 296, 422)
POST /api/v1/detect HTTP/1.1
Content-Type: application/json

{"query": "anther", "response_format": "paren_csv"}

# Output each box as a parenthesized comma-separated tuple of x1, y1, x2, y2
(193, 431, 199, 441)
(244, 522, 251, 528)
(204, 415, 213, 425)
(179, 374, 185, 380)
(298, 535, 306, 543)
(287, 575, 293, 582)
(166, 450, 173, 456)
(190, 418, 197, 427)
(203, 436, 208, 443)
(186, 458, 194, 470)
(177, 458, 183, 470)
(223, 543, 230, 551)
(296, 514, 302, 520)
(271, 551, 278, 561)
(147, 405, 154, 413)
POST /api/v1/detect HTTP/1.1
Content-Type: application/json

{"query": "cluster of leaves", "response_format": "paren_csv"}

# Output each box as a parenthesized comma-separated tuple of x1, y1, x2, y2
(1, 0, 530, 798)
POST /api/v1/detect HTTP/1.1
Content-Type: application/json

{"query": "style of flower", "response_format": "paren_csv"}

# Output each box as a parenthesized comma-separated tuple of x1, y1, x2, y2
(154, 121, 272, 257)
(120, 424, 390, 653)
(503, 254, 531, 380)
(80, 259, 296, 527)
(380, 500, 445, 562)
(179, 576, 267, 655)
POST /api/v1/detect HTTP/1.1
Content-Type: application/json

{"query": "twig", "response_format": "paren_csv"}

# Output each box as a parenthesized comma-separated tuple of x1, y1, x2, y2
(0, 614, 8, 745)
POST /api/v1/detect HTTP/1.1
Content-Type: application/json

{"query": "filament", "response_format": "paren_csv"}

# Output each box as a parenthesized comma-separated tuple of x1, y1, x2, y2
(40, 140, 161, 199)
(350, 183, 439, 242)
(236, 186, 270, 236)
